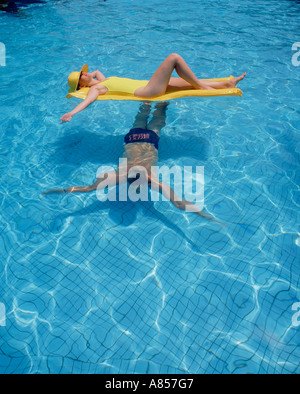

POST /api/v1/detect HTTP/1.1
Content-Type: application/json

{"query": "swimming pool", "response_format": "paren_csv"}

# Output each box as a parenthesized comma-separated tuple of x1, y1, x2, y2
(0, 0, 299, 374)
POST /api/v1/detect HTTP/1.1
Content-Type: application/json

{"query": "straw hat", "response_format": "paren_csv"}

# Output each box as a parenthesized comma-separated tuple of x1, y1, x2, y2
(68, 64, 88, 93)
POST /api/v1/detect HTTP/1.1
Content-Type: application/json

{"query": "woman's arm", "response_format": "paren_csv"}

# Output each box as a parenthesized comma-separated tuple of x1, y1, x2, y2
(60, 84, 108, 123)
(90, 70, 106, 81)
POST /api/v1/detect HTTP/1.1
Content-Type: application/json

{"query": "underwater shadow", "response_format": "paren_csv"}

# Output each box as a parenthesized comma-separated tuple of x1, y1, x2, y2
(50, 128, 210, 167)
(159, 133, 209, 163)
(53, 192, 205, 254)
(50, 128, 124, 166)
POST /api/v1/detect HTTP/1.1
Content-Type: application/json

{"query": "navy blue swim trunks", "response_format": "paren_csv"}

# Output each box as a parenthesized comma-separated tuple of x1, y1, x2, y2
(124, 128, 159, 150)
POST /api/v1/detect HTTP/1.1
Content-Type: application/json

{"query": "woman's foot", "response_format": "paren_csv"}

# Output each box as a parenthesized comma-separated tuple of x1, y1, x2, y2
(196, 72, 246, 90)
(229, 72, 246, 88)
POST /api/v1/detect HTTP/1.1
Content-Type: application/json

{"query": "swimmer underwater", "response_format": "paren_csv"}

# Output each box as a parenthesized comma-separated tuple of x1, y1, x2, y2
(47, 101, 217, 222)
(60, 53, 246, 123)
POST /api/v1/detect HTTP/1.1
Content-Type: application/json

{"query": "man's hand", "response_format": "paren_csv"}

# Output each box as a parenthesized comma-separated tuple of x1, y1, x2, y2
(60, 113, 73, 123)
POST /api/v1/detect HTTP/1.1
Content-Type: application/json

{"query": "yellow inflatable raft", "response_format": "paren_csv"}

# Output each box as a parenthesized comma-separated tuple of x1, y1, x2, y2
(66, 76, 242, 102)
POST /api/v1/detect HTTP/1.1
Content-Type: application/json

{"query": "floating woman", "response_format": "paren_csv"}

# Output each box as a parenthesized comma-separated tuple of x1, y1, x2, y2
(60, 53, 246, 123)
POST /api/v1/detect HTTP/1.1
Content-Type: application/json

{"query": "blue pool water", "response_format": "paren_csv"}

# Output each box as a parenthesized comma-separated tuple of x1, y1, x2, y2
(0, 0, 299, 374)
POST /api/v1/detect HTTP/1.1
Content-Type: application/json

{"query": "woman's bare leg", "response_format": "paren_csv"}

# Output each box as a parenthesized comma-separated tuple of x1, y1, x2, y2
(135, 53, 203, 97)
(134, 53, 246, 98)
(168, 73, 246, 90)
